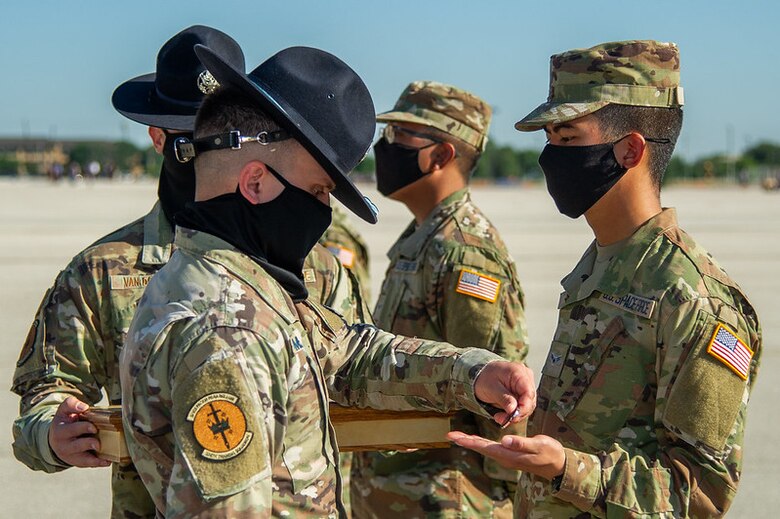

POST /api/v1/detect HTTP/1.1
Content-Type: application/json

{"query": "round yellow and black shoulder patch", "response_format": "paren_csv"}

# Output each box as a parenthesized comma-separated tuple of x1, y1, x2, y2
(186, 392, 253, 461)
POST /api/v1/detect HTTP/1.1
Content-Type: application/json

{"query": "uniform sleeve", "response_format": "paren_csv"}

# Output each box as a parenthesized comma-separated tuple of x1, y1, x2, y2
(11, 262, 108, 472)
(325, 316, 505, 419)
(552, 297, 760, 518)
(165, 327, 276, 518)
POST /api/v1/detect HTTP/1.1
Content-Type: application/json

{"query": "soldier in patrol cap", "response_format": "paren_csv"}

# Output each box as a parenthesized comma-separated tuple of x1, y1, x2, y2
(119, 46, 537, 517)
(449, 40, 762, 517)
(350, 81, 530, 518)
(11, 26, 369, 518)
(320, 205, 371, 301)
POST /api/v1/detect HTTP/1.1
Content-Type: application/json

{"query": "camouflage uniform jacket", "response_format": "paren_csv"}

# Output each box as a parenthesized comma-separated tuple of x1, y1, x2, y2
(120, 227, 505, 518)
(518, 208, 762, 518)
(352, 188, 529, 516)
(11, 202, 365, 519)
(320, 205, 371, 301)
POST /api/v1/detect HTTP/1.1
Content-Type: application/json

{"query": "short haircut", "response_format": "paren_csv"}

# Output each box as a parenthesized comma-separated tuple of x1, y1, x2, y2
(418, 126, 482, 180)
(591, 104, 683, 190)
(195, 87, 281, 139)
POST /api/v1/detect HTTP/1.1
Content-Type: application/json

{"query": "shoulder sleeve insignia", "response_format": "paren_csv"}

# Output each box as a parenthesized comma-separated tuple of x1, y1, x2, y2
(707, 323, 753, 380)
(187, 393, 253, 461)
(326, 245, 355, 269)
(302, 268, 317, 284)
(17, 318, 40, 367)
(455, 268, 501, 303)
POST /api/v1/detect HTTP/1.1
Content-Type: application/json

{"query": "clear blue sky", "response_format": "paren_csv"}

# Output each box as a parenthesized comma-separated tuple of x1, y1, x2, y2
(1, 1, 776, 160)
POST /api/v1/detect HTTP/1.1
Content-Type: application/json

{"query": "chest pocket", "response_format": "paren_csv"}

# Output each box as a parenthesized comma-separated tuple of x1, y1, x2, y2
(281, 324, 331, 492)
(549, 317, 652, 449)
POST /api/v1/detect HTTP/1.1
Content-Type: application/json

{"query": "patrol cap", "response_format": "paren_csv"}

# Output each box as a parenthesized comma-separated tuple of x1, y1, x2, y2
(515, 40, 684, 132)
(377, 81, 492, 151)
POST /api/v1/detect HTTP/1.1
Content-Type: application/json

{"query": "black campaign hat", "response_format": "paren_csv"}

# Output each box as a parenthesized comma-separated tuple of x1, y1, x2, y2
(112, 25, 245, 130)
(194, 45, 378, 224)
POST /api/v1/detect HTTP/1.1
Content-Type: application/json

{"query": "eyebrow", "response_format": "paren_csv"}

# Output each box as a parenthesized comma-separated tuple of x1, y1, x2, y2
(545, 123, 575, 134)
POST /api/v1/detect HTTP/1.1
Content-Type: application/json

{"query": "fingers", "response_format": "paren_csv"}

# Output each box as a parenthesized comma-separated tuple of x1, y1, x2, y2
(49, 398, 111, 468)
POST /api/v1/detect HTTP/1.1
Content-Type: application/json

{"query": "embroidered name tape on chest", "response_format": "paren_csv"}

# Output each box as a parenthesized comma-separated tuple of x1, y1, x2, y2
(599, 292, 656, 319)
(109, 275, 152, 290)
(393, 259, 419, 273)
(455, 268, 501, 303)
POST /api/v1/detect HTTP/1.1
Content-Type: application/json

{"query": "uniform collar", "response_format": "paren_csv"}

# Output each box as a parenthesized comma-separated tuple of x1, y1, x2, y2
(560, 208, 679, 304)
(141, 201, 174, 265)
(173, 227, 298, 324)
(390, 187, 470, 259)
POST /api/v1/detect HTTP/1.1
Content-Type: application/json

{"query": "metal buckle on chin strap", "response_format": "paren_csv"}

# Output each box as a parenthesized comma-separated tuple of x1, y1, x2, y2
(174, 137, 196, 163)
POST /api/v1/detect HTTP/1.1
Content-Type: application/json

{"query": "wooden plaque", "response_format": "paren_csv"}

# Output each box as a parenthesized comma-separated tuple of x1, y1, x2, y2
(329, 404, 453, 452)
(81, 405, 131, 464)
(82, 403, 454, 463)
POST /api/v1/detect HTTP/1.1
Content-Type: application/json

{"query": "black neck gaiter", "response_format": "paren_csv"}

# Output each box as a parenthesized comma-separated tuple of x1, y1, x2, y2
(158, 131, 196, 226)
(175, 167, 332, 302)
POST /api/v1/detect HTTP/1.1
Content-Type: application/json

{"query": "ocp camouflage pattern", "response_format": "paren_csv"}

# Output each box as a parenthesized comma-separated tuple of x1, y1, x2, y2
(351, 188, 529, 518)
(517, 209, 761, 518)
(11, 202, 369, 518)
(516, 40, 684, 131)
(377, 80, 492, 151)
(120, 227, 506, 517)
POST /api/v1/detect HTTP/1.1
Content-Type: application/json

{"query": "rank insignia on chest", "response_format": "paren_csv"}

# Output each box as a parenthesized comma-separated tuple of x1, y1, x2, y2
(291, 335, 305, 353)
(187, 393, 253, 461)
(455, 268, 501, 303)
(707, 323, 753, 380)
(326, 245, 356, 269)
(302, 268, 316, 284)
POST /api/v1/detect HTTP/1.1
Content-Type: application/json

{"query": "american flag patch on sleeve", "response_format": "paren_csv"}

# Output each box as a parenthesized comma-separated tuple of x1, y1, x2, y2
(707, 324, 753, 380)
(327, 245, 355, 269)
(455, 268, 501, 303)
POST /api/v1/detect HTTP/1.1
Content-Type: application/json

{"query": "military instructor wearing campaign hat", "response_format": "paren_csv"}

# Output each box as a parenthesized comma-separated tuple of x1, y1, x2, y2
(450, 40, 762, 517)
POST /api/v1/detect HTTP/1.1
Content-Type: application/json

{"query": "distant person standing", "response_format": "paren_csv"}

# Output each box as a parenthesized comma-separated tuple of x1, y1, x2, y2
(449, 40, 762, 518)
(351, 81, 530, 518)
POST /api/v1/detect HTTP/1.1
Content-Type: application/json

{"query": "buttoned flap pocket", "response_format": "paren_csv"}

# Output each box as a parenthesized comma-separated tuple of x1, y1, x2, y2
(282, 335, 330, 492)
(556, 317, 651, 448)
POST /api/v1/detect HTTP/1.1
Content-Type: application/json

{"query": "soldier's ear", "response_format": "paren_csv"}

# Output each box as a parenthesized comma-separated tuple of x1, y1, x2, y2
(148, 127, 166, 155)
(237, 161, 268, 204)
(615, 133, 646, 169)
(430, 142, 456, 171)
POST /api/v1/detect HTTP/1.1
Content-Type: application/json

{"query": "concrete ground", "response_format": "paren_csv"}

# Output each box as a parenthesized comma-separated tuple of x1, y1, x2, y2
(0, 177, 776, 517)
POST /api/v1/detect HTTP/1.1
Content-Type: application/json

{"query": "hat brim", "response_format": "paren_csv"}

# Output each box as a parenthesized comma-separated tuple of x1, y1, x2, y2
(514, 100, 610, 132)
(111, 73, 198, 131)
(376, 111, 437, 129)
(195, 45, 377, 224)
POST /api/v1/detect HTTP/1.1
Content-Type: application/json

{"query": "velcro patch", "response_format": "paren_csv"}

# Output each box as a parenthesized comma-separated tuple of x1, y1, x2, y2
(599, 292, 656, 319)
(393, 259, 419, 273)
(109, 275, 152, 290)
(303, 268, 316, 284)
(187, 393, 253, 461)
(707, 324, 753, 380)
(327, 245, 355, 269)
(455, 268, 501, 303)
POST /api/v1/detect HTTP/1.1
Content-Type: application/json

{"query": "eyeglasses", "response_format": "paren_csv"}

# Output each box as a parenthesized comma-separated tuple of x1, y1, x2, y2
(382, 124, 441, 150)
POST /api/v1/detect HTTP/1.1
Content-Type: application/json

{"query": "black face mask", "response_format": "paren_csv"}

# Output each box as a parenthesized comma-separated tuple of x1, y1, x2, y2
(538, 138, 628, 219)
(159, 131, 196, 226)
(374, 137, 429, 196)
(176, 166, 332, 301)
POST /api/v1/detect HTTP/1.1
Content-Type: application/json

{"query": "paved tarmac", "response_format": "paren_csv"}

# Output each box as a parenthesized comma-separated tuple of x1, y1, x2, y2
(0, 177, 776, 517)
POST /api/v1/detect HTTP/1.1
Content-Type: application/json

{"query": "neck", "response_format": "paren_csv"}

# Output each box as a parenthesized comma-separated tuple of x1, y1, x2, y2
(585, 169, 661, 245)
(399, 170, 466, 225)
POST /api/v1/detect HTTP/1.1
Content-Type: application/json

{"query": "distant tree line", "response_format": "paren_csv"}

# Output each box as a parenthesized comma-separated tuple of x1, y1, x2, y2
(3, 138, 780, 185)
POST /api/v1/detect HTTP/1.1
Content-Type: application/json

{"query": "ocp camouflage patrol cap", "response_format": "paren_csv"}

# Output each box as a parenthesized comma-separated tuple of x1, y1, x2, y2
(377, 81, 492, 151)
(515, 40, 684, 132)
